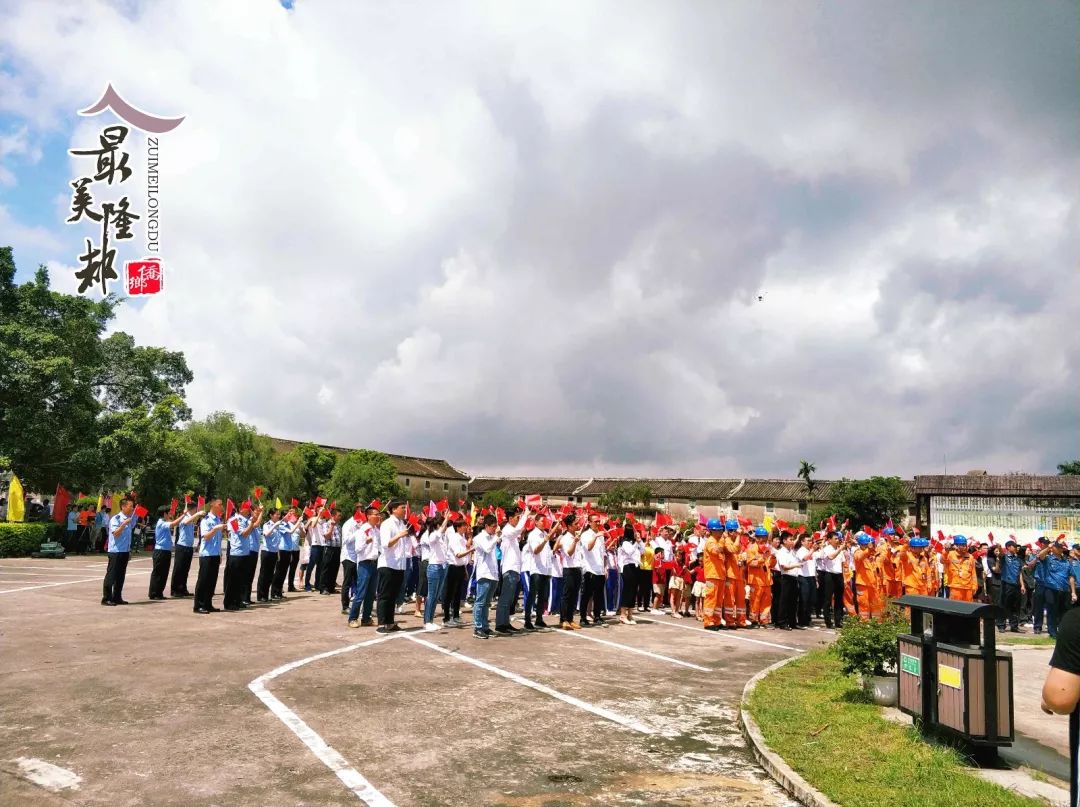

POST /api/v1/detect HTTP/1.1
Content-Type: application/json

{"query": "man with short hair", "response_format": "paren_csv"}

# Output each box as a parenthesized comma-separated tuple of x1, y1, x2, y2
(348, 503, 382, 627)
(559, 515, 584, 630)
(148, 504, 185, 600)
(578, 514, 607, 627)
(171, 500, 205, 597)
(997, 540, 1024, 633)
(101, 498, 138, 606)
(1036, 539, 1073, 640)
(495, 507, 528, 635)
(257, 509, 282, 603)
(375, 501, 410, 633)
(194, 499, 226, 613)
(224, 501, 261, 611)
(471, 514, 499, 639)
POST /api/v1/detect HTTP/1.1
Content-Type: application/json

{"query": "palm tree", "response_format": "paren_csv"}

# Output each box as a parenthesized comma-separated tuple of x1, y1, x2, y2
(798, 460, 817, 522)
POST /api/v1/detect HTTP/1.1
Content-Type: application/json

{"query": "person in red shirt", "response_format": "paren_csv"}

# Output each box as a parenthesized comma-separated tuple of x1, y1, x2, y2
(666, 553, 685, 617)
(651, 548, 669, 610)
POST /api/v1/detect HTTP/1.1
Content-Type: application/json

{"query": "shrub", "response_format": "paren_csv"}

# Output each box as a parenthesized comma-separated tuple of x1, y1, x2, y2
(0, 522, 62, 557)
(832, 607, 909, 677)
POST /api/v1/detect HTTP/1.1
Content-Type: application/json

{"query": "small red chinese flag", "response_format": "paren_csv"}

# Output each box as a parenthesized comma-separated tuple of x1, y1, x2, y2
(226, 499, 236, 519)
(168, 498, 177, 517)
(197, 495, 206, 510)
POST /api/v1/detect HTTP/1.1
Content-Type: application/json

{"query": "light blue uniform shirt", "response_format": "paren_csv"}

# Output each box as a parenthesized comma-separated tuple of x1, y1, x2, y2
(261, 521, 280, 553)
(176, 513, 198, 548)
(154, 518, 174, 551)
(228, 514, 252, 556)
(199, 514, 222, 558)
(278, 521, 296, 552)
(95, 511, 108, 529)
(67, 511, 77, 530)
(107, 512, 136, 553)
(1040, 555, 1072, 592)
(1000, 553, 1021, 585)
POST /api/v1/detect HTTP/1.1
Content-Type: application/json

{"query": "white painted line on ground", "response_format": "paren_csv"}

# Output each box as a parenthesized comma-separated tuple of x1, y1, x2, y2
(249, 634, 400, 807)
(0, 568, 116, 576)
(559, 628, 712, 671)
(0, 570, 151, 595)
(404, 634, 656, 734)
(637, 618, 801, 652)
(13, 757, 82, 792)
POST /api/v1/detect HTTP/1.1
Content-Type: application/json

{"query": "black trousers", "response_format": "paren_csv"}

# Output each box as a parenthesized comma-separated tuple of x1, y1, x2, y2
(318, 546, 340, 592)
(526, 572, 551, 624)
(194, 555, 220, 611)
(620, 564, 639, 609)
(305, 545, 324, 589)
(257, 551, 278, 601)
(285, 549, 300, 590)
(637, 567, 652, 609)
(223, 554, 247, 608)
(999, 582, 1021, 630)
(340, 559, 357, 611)
(797, 575, 814, 626)
(243, 552, 258, 603)
(560, 567, 583, 624)
(442, 564, 466, 621)
(822, 571, 845, 627)
(771, 571, 782, 622)
(375, 567, 405, 625)
(778, 574, 798, 628)
(171, 545, 194, 595)
(102, 551, 130, 603)
(271, 551, 290, 597)
(580, 571, 605, 623)
(148, 549, 172, 598)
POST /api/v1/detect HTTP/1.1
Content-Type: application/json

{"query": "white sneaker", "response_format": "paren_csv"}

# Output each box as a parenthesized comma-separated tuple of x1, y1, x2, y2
(395, 604, 405, 614)
(462, 603, 473, 612)
(672, 612, 684, 619)
(627, 618, 637, 625)
(618, 615, 630, 624)
(650, 608, 664, 615)
(423, 622, 440, 632)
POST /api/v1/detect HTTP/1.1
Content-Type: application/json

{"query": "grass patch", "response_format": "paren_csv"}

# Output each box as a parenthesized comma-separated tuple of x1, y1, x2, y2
(746, 650, 1042, 807)
(997, 634, 1056, 647)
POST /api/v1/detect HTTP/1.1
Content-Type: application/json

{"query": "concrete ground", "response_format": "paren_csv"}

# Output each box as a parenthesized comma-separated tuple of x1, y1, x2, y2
(0, 555, 833, 807)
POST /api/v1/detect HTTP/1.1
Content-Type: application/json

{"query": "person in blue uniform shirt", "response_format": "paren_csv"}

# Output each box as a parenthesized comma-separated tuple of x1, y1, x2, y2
(1035, 539, 1074, 640)
(170, 500, 206, 597)
(194, 499, 226, 613)
(101, 497, 138, 606)
(995, 540, 1025, 632)
(224, 501, 263, 611)
(271, 510, 303, 599)
(256, 509, 282, 602)
(148, 505, 186, 600)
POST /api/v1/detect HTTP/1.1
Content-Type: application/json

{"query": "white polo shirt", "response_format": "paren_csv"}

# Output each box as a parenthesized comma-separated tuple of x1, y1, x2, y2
(473, 531, 500, 581)
(377, 516, 410, 570)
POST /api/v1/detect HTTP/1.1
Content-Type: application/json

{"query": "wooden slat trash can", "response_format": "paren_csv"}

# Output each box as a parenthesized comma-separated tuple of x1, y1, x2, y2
(894, 595, 1014, 749)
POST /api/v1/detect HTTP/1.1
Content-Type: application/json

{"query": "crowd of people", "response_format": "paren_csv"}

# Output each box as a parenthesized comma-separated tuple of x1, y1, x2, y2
(95, 496, 1080, 640)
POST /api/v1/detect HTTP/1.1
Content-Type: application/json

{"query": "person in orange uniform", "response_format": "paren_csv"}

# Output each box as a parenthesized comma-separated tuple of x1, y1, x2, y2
(946, 535, 978, 601)
(877, 529, 899, 602)
(746, 525, 772, 627)
(722, 518, 746, 628)
(853, 532, 880, 620)
(701, 519, 726, 631)
(898, 536, 931, 596)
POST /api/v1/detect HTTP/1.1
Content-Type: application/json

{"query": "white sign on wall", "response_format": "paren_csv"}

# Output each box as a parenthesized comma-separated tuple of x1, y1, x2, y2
(931, 496, 1080, 544)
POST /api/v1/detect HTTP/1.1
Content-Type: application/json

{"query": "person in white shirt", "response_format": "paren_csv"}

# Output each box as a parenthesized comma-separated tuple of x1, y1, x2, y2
(421, 513, 452, 631)
(347, 503, 382, 628)
(495, 507, 529, 635)
(820, 532, 846, 628)
(375, 501, 411, 634)
(441, 523, 472, 626)
(558, 514, 584, 629)
(616, 526, 642, 624)
(774, 532, 801, 630)
(471, 514, 500, 639)
(340, 509, 363, 615)
(523, 516, 558, 630)
(319, 510, 342, 596)
(579, 514, 608, 627)
(549, 536, 564, 619)
(796, 535, 817, 628)
(303, 509, 325, 592)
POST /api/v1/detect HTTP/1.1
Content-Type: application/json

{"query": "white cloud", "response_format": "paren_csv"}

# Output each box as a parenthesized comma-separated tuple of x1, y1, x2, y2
(0, 0, 1076, 478)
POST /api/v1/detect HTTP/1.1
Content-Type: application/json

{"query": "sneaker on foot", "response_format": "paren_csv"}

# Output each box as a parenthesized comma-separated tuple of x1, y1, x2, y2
(423, 622, 440, 632)
(348, 620, 360, 628)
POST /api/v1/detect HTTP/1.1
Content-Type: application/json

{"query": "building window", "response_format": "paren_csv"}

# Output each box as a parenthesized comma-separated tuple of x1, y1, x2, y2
(657, 498, 666, 505)
(424, 480, 430, 490)
(689, 501, 697, 509)
(798, 502, 807, 513)
(404, 478, 410, 487)
(731, 501, 739, 511)
(765, 502, 775, 513)
(908, 506, 916, 517)
(443, 482, 449, 491)
(542, 496, 549, 505)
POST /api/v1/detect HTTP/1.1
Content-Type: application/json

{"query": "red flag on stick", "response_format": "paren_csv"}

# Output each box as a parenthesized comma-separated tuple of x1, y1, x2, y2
(197, 495, 206, 510)
(52, 485, 70, 524)
(254, 486, 263, 500)
(291, 497, 299, 507)
(168, 498, 178, 517)
(226, 499, 236, 519)
(134, 504, 149, 519)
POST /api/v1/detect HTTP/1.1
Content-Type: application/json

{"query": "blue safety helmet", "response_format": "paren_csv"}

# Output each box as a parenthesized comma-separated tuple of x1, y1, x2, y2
(883, 527, 896, 536)
(753, 526, 768, 538)
(953, 535, 968, 546)
(910, 537, 929, 548)
(706, 518, 724, 531)
(855, 531, 872, 546)
(725, 519, 739, 532)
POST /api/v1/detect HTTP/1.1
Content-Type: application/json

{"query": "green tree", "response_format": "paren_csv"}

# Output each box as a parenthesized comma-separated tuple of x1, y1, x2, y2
(828, 476, 909, 530)
(293, 442, 337, 502)
(325, 450, 404, 508)
(597, 484, 652, 511)
(268, 448, 305, 502)
(798, 459, 818, 518)
(1058, 460, 1080, 475)
(0, 248, 193, 491)
(477, 488, 515, 510)
(182, 412, 273, 501)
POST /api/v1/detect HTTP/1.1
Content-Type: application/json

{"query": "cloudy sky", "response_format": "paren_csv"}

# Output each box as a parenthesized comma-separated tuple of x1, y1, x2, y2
(1, 0, 1077, 480)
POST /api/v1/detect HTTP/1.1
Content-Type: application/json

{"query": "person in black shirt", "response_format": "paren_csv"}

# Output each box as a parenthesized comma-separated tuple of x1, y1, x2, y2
(1042, 606, 1080, 807)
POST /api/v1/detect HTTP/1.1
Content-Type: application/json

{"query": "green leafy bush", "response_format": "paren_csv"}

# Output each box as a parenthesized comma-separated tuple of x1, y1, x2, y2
(0, 522, 62, 557)
(832, 608, 909, 677)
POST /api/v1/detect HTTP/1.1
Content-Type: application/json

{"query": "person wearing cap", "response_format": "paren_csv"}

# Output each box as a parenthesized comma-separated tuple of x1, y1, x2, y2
(746, 526, 772, 628)
(101, 497, 139, 606)
(701, 519, 725, 631)
(996, 540, 1024, 632)
(1034, 539, 1073, 640)
(898, 537, 931, 597)
(194, 499, 226, 613)
(1027, 537, 1052, 633)
(721, 519, 746, 628)
(148, 504, 185, 600)
(170, 499, 205, 597)
(852, 532, 879, 620)
(944, 536, 977, 603)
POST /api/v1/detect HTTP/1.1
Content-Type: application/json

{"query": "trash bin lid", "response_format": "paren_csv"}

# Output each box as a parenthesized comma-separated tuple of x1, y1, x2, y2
(894, 594, 1003, 619)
